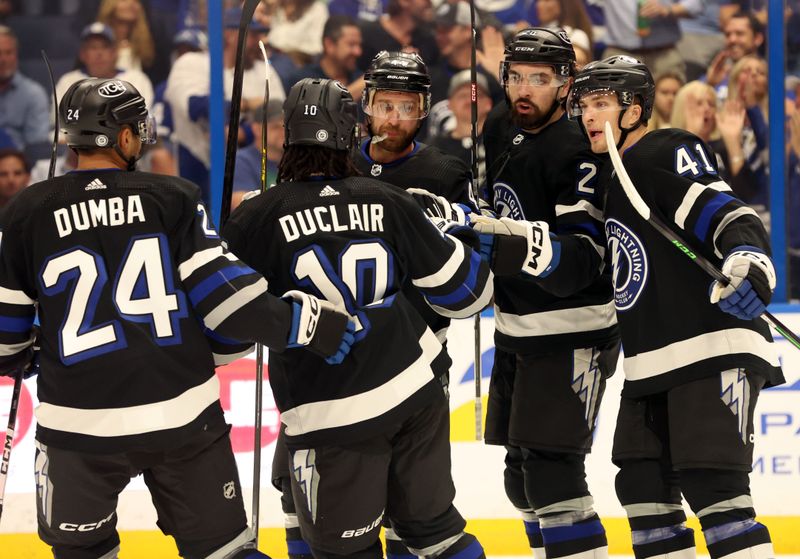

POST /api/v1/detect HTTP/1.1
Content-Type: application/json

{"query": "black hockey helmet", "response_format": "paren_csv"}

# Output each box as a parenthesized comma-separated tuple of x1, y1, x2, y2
(363, 50, 431, 119)
(59, 78, 156, 149)
(569, 55, 656, 121)
(500, 27, 576, 85)
(284, 78, 358, 151)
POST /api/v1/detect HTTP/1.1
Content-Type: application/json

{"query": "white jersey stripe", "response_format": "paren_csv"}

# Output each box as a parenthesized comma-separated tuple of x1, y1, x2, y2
(0, 338, 34, 357)
(0, 285, 35, 305)
(212, 346, 255, 367)
(623, 328, 779, 381)
(412, 239, 465, 289)
(555, 200, 604, 222)
(35, 375, 220, 437)
(203, 278, 269, 329)
(623, 502, 685, 518)
(674, 181, 731, 230)
(711, 206, 760, 258)
(178, 246, 238, 281)
(495, 301, 617, 338)
(281, 328, 441, 436)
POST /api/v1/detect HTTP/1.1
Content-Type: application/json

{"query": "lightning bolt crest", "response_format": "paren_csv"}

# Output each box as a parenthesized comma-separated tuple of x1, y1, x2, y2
(720, 369, 750, 444)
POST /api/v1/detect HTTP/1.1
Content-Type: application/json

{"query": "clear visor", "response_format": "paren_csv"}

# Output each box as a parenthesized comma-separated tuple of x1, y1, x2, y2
(363, 93, 428, 120)
(567, 88, 626, 119)
(506, 70, 569, 88)
(137, 113, 157, 144)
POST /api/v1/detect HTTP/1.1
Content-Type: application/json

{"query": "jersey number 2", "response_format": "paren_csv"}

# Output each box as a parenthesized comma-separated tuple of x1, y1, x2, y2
(40, 234, 186, 365)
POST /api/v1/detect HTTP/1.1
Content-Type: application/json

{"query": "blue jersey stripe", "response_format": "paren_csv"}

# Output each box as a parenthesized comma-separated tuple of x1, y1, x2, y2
(426, 249, 482, 307)
(694, 192, 735, 241)
(188, 265, 259, 307)
(0, 314, 34, 333)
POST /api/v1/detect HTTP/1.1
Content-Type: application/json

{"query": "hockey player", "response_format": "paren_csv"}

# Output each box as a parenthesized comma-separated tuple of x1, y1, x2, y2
(0, 78, 355, 559)
(478, 28, 619, 559)
(568, 56, 784, 559)
(223, 78, 492, 559)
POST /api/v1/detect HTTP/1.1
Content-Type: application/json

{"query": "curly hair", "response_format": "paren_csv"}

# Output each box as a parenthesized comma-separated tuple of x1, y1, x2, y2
(278, 145, 362, 183)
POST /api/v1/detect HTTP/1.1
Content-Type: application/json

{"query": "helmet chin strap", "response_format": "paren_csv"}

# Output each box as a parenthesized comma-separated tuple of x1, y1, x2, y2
(114, 143, 139, 171)
(614, 107, 644, 150)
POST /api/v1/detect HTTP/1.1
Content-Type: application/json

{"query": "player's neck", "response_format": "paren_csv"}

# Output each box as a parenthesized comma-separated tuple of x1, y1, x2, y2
(619, 126, 648, 152)
(369, 139, 414, 163)
(76, 151, 126, 171)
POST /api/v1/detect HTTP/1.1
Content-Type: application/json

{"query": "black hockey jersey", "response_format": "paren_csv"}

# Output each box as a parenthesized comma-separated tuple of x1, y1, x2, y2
(222, 176, 493, 448)
(0, 170, 297, 453)
(483, 103, 618, 353)
(355, 139, 476, 352)
(604, 128, 784, 396)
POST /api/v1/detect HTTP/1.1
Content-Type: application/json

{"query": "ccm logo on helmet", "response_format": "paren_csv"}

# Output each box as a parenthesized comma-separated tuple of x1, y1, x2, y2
(98, 80, 128, 98)
(59, 512, 115, 532)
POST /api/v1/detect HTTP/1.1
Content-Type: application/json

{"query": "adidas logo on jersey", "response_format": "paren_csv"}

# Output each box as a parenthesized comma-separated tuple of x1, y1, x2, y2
(85, 178, 107, 191)
(319, 185, 339, 197)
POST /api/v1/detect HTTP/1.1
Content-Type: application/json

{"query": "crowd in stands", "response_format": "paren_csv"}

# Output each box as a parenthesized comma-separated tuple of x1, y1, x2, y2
(0, 0, 798, 298)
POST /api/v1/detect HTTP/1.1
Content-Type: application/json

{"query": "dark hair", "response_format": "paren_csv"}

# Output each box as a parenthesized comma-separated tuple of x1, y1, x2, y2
(278, 145, 361, 183)
(729, 10, 764, 37)
(0, 148, 30, 173)
(386, 0, 403, 18)
(323, 15, 358, 44)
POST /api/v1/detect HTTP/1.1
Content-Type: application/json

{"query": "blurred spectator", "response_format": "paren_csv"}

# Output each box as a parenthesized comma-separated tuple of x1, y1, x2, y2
(429, 70, 492, 186)
(0, 0, 20, 21)
(788, 109, 800, 299)
(533, 0, 594, 66)
(703, 10, 763, 99)
(676, 0, 725, 79)
(288, 15, 365, 101)
(29, 144, 77, 183)
(164, 7, 285, 206)
(232, 98, 284, 210)
(476, 0, 529, 32)
(0, 147, 30, 205)
(0, 26, 50, 150)
(356, 0, 438, 72)
(602, 0, 703, 81)
(427, 2, 504, 139)
(727, 54, 769, 214)
(0, 127, 14, 148)
(55, 22, 154, 112)
(96, 0, 155, 73)
(649, 70, 684, 129)
(268, 0, 329, 66)
(329, 0, 388, 23)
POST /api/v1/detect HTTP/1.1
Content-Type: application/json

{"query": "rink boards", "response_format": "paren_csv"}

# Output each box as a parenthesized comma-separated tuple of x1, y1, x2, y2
(1, 311, 799, 557)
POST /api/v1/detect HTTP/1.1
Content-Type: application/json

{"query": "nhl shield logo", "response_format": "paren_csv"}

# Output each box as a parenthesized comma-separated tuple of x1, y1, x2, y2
(370, 164, 382, 177)
(512, 134, 524, 145)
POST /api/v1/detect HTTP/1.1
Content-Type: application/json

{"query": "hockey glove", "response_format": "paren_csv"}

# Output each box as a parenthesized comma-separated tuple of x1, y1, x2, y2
(406, 187, 471, 225)
(477, 198, 497, 219)
(709, 246, 776, 320)
(283, 291, 357, 365)
(0, 326, 40, 379)
(470, 215, 560, 277)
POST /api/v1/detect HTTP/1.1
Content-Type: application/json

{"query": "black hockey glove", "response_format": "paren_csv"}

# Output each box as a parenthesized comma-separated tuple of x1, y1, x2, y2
(470, 215, 560, 277)
(0, 325, 40, 379)
(709, 246, 776, 320)
(283, 290, 356, 364)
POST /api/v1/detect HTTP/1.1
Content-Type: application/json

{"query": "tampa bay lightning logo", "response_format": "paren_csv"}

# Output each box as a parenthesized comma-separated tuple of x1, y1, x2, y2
(605, 218, 648, 311)
(493, 182, 525, 219)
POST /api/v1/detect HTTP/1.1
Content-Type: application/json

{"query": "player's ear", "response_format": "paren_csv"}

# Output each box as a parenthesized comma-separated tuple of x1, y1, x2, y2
(623, 102, 643, 128)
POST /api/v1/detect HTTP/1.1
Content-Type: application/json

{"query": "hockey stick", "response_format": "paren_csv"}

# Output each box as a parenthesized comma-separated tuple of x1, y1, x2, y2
(248, 39, 272, 548)
(1, 49, 58, 523)
(603, 121, 800, 350)
(0, 372, 22, 523)
(467, 0, 483, 441)
(220, 0, 261, 227)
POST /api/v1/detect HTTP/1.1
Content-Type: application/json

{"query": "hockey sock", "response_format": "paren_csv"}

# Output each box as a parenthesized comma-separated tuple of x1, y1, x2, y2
(385, 524, 415, 559)
(519, 510, 545, 559)
(702, 520, 773, 559)
(285, 513, 313, 559)
(538, 510, 608, 559)
(408, 532, 485, 559)
(629, 523, 696, 559)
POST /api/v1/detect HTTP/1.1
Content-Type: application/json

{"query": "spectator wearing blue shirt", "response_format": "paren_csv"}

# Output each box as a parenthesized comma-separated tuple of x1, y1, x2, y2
(232, 98, 284, 210)
(0, 25, 49, 150)
(287, 15, 365, 101)
(329, 0, 387, 23)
